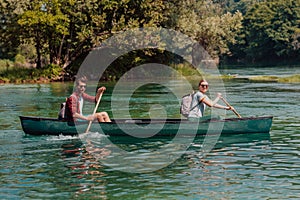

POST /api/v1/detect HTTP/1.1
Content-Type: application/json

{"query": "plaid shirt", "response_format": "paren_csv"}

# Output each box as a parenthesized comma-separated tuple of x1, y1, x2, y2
(65, 92, 96, 121)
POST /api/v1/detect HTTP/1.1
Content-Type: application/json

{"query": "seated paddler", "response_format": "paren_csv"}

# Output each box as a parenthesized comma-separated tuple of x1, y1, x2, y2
(188, 79, 233, 120)
(65, 76, 111, 122)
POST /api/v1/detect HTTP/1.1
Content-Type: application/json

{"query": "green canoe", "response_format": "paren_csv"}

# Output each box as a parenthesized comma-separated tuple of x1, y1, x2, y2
(19, 116, 273, 136)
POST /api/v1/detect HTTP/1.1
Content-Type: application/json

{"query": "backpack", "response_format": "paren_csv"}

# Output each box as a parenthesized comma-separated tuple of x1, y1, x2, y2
(58, 101, 67, 120)
(180, 92, 200, 117)
(58, 95, 75, 120)
(180, 92, 194, 117)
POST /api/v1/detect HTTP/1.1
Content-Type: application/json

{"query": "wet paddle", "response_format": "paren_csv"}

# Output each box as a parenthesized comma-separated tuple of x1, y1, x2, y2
(219, 96, 242, 118)
(85, 92, 103, 133)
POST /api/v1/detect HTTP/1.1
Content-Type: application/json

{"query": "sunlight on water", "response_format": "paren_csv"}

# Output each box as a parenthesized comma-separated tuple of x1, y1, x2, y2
(0, 68, 299, 199)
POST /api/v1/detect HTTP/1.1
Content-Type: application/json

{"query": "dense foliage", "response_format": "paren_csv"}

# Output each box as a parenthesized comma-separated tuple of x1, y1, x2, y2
(0, 0, 299, 81)
(243, 0, 300, 62)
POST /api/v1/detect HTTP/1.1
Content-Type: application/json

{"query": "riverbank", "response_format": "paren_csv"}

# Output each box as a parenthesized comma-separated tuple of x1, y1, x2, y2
(1, 74, 300, 84)
(221, 74, 300, 83)
(0, 64, 68, 84)
(1, 64, 300, 84)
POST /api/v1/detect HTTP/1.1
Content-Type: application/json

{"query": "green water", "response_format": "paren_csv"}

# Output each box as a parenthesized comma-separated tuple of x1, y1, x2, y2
(0, 67, 299, 199)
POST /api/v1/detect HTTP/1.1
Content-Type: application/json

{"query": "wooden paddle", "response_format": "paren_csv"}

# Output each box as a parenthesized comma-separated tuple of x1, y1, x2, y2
(219, 96, 242, 118)
(85, 92, 103, 133)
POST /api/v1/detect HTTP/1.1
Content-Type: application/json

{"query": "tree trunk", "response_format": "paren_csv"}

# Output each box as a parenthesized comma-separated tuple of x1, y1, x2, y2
(36, 31, 42, 69)
(57, 34, 65, 65)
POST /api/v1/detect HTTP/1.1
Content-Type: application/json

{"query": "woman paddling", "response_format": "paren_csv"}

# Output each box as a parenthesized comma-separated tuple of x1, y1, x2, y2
(188, 79, 233, 120)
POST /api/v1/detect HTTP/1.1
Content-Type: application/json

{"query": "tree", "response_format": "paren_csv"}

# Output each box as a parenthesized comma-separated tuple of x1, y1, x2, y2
(224, 0, 265, 14)
(0, 0, 27, 59)
(243, 0, 300, 63)
(17, 0, 69, 68)
(16, 0, 165, 69)
(164, 0, 243, 65)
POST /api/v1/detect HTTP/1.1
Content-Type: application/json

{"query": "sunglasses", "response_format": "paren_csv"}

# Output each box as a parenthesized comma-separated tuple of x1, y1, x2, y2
(79, 85, 86, 88)
(200, 84, 209, 88)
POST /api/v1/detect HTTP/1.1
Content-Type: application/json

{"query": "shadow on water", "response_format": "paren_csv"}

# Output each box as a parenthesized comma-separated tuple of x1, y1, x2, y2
(15, 120, 273, 198)
(209, 132, 271, 149)
(57, 132, 271, 169)
(82, 132, 271, 152)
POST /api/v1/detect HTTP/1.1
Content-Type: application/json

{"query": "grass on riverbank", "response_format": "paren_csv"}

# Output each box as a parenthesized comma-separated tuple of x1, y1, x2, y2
(1, 61, 299, 84)
(0, 64, 64, 83)
(245, 74, 300, 83)
(278, 74, 300, 83)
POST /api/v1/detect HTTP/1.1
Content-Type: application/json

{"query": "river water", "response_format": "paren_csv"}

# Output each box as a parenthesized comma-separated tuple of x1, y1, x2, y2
(0, 66, 299, 199)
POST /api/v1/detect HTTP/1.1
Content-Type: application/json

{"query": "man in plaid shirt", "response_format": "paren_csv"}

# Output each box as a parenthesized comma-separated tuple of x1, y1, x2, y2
(65, 76, 111, 122)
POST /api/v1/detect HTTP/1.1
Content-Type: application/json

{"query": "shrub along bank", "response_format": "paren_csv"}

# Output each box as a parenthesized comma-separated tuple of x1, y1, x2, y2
(0, 64, 64, 83)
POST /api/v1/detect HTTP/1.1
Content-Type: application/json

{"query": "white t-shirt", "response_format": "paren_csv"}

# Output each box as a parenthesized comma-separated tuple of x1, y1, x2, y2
(78, 96, 83, 115)
(188, 91, 207, 118)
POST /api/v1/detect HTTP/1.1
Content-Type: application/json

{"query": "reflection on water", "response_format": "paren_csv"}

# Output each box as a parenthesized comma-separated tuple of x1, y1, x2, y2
(54, 132, 272, 199)
(0, 68, 299, 199)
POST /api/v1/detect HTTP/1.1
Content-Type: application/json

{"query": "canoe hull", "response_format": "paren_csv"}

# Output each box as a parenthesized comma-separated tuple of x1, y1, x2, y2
(19, 116, 273, 136)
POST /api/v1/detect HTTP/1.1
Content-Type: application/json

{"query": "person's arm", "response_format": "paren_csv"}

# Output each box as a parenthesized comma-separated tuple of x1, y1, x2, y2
(72, 113, 94, 121)
(211, 93, 221, 105)
(83, 86, 106, 103)
(82, 93, 96, 102)
(96, 86, 106, 102)
(213, 103, 231, 110)
(67, 95, 95, 121)
(202, 93, 232, 110)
